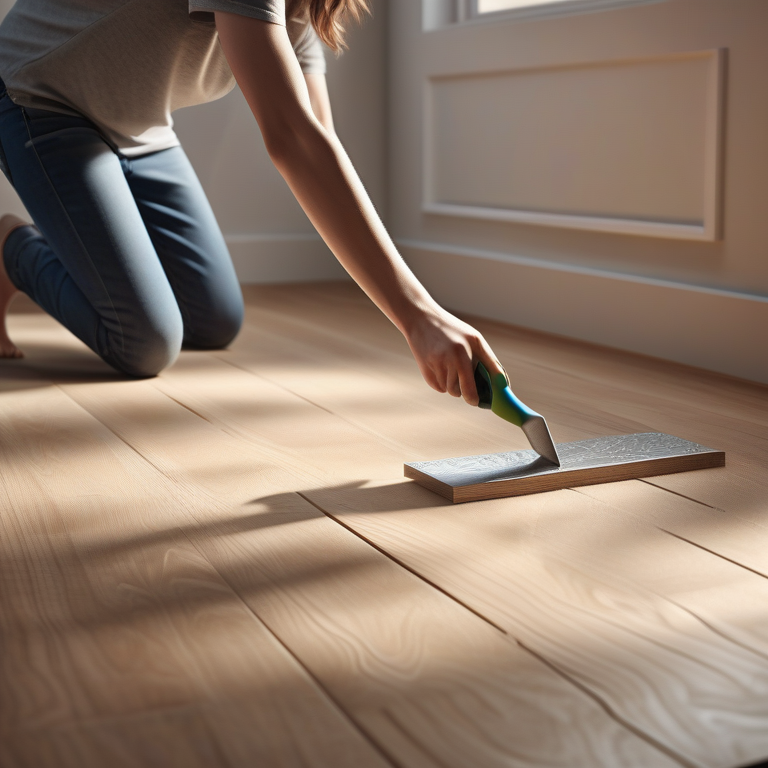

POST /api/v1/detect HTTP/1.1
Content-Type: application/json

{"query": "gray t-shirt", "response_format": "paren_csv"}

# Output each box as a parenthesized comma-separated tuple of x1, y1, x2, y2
(0, 0, 325, 156)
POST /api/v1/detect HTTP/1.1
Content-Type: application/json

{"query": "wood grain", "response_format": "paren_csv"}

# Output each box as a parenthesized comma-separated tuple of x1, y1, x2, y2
(405, 432, 725, 502)
(304, 480, 768, 768)
(5, 285, 768, 767)
(0, 379, 390, 768)
(57, 362, 674, 767)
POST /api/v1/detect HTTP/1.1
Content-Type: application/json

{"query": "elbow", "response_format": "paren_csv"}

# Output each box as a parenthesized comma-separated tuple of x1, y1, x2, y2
(263, 129, 298, 169)
(261, 112, 328, 170)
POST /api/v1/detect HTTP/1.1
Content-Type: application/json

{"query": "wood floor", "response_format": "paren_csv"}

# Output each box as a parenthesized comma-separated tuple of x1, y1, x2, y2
(1, 282, 767, 768)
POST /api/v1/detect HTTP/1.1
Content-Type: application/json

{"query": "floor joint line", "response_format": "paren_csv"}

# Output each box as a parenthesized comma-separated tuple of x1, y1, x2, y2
(295, 490, 509, 634)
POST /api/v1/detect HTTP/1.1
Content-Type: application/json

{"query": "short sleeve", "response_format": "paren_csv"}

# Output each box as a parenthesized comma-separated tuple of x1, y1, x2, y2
(287, 19, 326, 75)
(189, 0, 285, 26)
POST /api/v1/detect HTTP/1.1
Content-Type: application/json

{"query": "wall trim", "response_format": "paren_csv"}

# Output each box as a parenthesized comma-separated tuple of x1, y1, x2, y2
(224, 234, 349, 285)
(423, 48, 725, 241)
(398, 238, 768, 384)
(422, 203, 712, 241)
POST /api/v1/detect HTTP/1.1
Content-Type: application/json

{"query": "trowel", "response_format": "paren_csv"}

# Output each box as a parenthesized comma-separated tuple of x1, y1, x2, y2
(404, 363, 723, 503)
(474, 361, 560, 466)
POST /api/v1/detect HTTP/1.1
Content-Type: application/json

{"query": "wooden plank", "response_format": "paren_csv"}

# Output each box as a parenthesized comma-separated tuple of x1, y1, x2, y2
(8, 287, 768, 766)
(405, 432, 724, 502)
(575, 480, 768, 582)
(0, 380, 391, 768)
(135, 352, 768, 766)
(304, 479, 768, 768)
(241, 282, 768, 430)
(4, 310, 676, 765)
(49, 360, 677, 768)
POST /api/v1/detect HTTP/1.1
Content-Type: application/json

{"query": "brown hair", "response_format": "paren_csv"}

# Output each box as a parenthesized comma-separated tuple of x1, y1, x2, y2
(287, 0, 370, 52)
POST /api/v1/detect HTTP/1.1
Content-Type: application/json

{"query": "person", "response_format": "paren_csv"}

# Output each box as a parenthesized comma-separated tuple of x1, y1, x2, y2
(0, 0, 503, 405)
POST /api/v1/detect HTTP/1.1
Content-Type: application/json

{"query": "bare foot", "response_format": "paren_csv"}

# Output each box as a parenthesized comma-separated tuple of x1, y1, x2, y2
(0, 213, 29, 359)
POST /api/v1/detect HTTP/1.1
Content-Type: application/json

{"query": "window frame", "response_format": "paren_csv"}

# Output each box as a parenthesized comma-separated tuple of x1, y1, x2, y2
(453, 0, 665, 24)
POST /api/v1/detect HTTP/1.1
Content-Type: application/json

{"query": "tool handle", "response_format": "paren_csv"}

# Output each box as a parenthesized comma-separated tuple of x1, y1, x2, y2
(474, 362, 538, 427)
(474, 363, 494, 409)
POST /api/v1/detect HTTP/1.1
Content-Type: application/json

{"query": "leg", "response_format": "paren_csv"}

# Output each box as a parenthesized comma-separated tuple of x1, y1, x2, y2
(125, 146, 244, 350)
(0, 97, 183, 377)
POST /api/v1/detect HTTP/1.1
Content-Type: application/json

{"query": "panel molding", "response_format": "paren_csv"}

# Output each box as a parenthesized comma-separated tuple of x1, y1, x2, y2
(423, 49, 726, 241)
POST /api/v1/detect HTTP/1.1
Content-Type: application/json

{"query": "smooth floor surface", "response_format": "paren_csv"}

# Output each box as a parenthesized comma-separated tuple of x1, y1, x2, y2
(1, 282, 767, 768)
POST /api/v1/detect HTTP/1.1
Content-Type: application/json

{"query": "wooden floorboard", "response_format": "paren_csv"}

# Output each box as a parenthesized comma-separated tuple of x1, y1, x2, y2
(0, 379, 389, 768)
(2, 285, 768, 767)
(59, 368, 672, 767)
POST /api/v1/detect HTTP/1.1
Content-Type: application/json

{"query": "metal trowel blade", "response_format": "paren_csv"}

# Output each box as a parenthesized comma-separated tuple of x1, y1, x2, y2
(522, 415, 560, 466)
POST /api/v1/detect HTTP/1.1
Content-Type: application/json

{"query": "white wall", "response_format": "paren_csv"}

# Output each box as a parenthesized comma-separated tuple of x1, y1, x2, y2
(390, 0, 768, 383)
(0, 0, 388, 285)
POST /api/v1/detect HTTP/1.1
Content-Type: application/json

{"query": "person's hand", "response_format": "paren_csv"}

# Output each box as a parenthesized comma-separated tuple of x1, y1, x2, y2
(403, 306, 505, 406)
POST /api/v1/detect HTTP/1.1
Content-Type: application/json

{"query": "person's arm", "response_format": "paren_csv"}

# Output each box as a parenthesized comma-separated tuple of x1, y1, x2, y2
(215, 12, 503, 403)
(304, 73, 335, 134)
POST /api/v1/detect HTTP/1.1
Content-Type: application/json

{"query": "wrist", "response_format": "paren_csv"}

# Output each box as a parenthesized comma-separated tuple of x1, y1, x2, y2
(393, 294, 442, 339)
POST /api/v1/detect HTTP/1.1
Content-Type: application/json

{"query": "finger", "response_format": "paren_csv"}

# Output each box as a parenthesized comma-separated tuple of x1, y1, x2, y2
(457, 356, 479, 406)
(439, 359, 461, 397)
(446, 369, 462, 398)
(421, 364, 446, 393)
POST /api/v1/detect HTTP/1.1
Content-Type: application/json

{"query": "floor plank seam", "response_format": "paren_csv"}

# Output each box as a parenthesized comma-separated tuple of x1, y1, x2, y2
(660, 599, 768, 664)
(53, 383, 183, 486)
(176, 539, 407, 768)
(638, 480, 726, 513)
(212, 354, 411, 454)
(658, 528, 768, 582)
(514, 641, 694, 768)
(295, 491, 509, 634)
(160, 391, 216, 426)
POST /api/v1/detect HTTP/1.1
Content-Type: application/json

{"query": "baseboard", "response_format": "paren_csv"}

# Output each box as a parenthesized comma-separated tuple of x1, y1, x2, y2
(398, 239, 768, 385)
(225, 234, 350, 284)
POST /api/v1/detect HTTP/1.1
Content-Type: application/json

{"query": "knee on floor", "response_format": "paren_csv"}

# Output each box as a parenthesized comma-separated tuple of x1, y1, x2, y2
(108, 319, 184, 379)
(183, 299, 244, 351)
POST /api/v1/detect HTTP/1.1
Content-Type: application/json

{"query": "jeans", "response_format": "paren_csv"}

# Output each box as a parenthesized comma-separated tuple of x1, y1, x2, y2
(0, 83, 244, 377)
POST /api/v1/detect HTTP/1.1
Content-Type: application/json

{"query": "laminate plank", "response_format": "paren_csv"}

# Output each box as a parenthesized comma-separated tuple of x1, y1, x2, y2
(50, 363, 676, 767)
(131, 351, 768, 766)
(405, 433, 724, 502)
(303, 480, 768, 768)
(7, 289, 767, 766)
(0, 379, 391, 768)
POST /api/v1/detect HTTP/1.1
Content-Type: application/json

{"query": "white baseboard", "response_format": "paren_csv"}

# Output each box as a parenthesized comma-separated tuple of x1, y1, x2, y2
(398, 239, 768, 385)
(225, 234, 350, 284)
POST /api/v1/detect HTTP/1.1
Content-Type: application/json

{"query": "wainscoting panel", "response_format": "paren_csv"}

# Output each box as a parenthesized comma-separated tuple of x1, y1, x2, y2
(424, 49, 724, 240)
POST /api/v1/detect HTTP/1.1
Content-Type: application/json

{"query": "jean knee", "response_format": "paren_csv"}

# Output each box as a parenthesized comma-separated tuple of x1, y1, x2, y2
(184, 298, 244, 350)
(109, 317, 183, 379)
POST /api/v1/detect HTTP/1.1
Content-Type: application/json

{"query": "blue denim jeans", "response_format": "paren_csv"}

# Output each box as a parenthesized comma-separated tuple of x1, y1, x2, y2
(0, 83, 243, 377)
